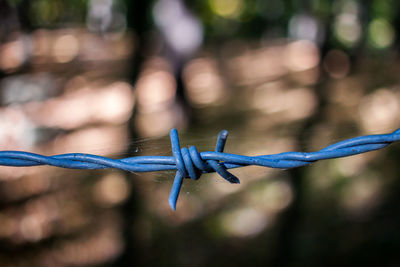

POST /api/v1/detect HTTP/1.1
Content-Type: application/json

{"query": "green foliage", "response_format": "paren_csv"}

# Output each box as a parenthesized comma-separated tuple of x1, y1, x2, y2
(28, 0, 88, 27)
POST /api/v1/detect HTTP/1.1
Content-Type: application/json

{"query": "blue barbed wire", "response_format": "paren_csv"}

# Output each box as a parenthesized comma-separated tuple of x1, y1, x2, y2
(0, 128, 399, 210)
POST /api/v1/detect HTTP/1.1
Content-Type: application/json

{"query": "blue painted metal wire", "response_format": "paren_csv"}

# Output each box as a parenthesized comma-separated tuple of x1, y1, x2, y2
(0, 128, 399, 210)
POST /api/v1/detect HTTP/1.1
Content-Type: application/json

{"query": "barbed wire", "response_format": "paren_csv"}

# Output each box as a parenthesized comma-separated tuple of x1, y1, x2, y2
(0, 128, 399, 210)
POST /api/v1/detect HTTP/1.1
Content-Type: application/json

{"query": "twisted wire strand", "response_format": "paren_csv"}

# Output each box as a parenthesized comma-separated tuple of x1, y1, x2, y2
(0, 128, 399, 210)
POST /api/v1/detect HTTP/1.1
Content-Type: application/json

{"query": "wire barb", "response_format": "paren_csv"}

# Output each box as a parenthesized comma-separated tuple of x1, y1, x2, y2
(0, 128, 400, 210)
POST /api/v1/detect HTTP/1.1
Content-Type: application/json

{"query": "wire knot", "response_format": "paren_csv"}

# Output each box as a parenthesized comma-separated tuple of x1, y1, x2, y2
(168, 129, 240, 210)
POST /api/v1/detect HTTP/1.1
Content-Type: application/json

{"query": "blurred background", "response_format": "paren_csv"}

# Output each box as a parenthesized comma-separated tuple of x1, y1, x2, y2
(0, 0, 400, 266)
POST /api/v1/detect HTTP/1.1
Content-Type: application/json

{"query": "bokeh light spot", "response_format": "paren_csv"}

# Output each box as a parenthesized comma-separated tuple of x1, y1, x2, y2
(323, 49, 350, 79)
(52, 34, 80, 63)
(284, 40, 320, 72)
(333, 13, 361, 47)
(368, 18, 395, 49)
(209, 0, 243, 19)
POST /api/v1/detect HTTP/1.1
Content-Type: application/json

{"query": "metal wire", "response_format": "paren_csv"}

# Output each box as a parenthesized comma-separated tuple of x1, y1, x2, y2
(1, 128, 399, 210)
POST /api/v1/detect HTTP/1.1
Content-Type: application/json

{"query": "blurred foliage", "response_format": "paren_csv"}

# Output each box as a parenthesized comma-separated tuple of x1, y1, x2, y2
(29, 0, 88, 27)
(4, 0, 400, 53)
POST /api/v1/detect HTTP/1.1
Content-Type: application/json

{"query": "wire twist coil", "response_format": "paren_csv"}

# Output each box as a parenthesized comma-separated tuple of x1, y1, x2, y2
(0, 128, 399, 210)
